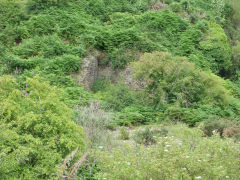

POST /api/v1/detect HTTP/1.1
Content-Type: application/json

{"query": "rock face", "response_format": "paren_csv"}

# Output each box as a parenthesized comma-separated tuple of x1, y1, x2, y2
(98, 65, 146, 90)
(74, 55, 145, 90)
(75, 56, 98, 89)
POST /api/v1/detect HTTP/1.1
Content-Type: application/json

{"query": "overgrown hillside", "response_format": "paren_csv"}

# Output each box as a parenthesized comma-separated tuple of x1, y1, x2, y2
(1, 0, 240, 179)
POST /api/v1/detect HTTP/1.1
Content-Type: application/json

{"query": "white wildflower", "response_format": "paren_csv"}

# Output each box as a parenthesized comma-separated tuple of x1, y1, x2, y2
(99, 146, 103, 149)
(186, 156, 190, 158)
(195, 176, 201, 179)
(226, 176, 229, 179)
(164, 149, 168, 152)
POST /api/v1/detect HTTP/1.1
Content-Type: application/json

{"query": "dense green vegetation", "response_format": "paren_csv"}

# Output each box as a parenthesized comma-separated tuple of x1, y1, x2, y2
(1, 0, 240, 179)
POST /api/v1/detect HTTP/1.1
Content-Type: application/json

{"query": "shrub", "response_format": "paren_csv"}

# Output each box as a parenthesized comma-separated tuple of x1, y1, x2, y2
(178, 27, 202, 56)
(132, 51, 230, 108)
(96, 124, 240, 179)
(63, 86, 94, 106)
(134, 128, 156, 145)
(202, 118, 227, 137)
(44, 54, 82, 74)
(230, 41, 240, 77)
(199, 21, 231, 75)
(102, 48, 138, 69)
(12, 35, 85, 59)
(91, 78, 109, 93)
(202, 117, 240, 137)
(119, 127, 130, 140)
(151, 127, 168, 137)
(74, 102, 116, 147)
(25, 14, 56, 36)
(101, 83, 137, 111)
(0, 76, 85, 179)
(118, 105, 158, 125)
(26, 0, 72, 11)
(169, 2, 182, 12)
(0, 0, 27, 30)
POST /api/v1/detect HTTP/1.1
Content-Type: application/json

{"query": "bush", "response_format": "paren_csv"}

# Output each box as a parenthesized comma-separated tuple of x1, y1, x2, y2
(134, 128, 156, 145)
(119, 127, 130, 140)
(132, 51, 230, 108)
(199, 21, 231, 75)
(101, 83, 137, 111)
(118, 105, 159, 125)
(202, 118, 227, 137)
(132, 51, 240, 124)
(202, 117, 240, 137)
(25, 14, 56, 36)
(0, 0, 27, 30)
(74, 102, 116, 147)
(44, 54, 82, 74)
(0, 76, 85, 179)
(102, 48, 138, 69)
(96, 124, 240, 179)
(63, 86, 94, 106)
(26, 0, 72, 11)
(91, 78, 109, 93)
(169, 2, 182, 12)
(12, 35, 85, 59)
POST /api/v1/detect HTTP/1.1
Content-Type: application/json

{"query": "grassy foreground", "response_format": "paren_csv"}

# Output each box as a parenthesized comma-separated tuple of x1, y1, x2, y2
(89, 124, 240, 180)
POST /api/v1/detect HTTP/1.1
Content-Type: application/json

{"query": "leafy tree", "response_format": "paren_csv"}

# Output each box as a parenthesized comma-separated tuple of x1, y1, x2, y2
(199, 21, 231, 75)
(0, 76, 85, 179)
(132, 51, 230, 108)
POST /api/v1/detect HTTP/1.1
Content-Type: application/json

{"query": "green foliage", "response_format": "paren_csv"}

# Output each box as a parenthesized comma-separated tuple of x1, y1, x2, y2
(12, 35, 85, 59)
(178, 27, 203, 56)
(231, 0, 240, 26)
(118, 105, 160, 126)
(199, 21, 231, 74)
(63, 86, 93, 106)
(26, 0, 73, 11)
(0, 0, 27, 30)
(202, 117, 240, 138)
(103, 48, 139, 69)
(101, 83, 137, 111)
(169, 2, 182, 12)
(74, 104, 116, 147)
(133, 51, 230, 107)
(96, 124, 240, 179)
(231, 41, 240, 77)
(0, 76, 85, 179)
(133, 127, 156, 145)
(119, 127, 130, 140)
(202, 118, 227, 137)
(91, 78, 109, 93)
(44, 54, 82, 74)
(132, 51, 240, 124)
(2, 0, 240, 179)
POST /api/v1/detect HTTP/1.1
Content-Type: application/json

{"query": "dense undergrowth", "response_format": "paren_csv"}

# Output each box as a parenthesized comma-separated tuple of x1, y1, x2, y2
(1, 0, 240, 179)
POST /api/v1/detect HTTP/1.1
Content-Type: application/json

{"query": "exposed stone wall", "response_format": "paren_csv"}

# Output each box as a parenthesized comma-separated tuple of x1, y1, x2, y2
(73, 56, 98, 89)
(73, 55, 145, 90)
(98, 65, 146, 90)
